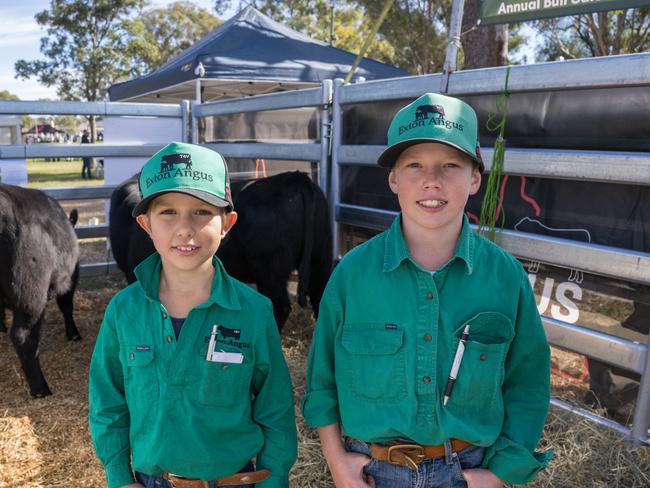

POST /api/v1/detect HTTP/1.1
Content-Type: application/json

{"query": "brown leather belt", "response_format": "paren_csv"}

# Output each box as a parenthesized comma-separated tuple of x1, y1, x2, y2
(355, 438, 472, 471)
(162, 468, 271, 488)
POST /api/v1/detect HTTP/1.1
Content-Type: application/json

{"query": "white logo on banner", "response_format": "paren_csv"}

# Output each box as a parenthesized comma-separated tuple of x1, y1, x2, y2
(528, 273, 583, 324)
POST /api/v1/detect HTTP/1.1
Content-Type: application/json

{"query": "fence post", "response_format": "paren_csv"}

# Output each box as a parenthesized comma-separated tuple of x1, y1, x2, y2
(191, 101, 199, 144)
(631, 334, 650, 444)
(330, 79, 344, 261)
(181, 100, 190, 143)
(320, 80, 333, 195)
(440, 0, 466, 93)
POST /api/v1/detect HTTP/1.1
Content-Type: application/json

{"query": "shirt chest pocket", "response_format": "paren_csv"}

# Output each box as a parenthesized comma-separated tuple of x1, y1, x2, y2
(447, 312, 514, 412)
(121, 345, 159, 406)
(198, 350, 254, 408)
(340, 323, 406, 402)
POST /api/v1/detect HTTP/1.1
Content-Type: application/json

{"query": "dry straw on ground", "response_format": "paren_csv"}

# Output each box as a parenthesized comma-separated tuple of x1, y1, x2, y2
(1, 274, 649, 487)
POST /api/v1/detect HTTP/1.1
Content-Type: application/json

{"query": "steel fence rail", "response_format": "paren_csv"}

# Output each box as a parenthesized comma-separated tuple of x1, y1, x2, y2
(542, 316, 648, 374)
(336, 203, 650, 286)
(0, 144, 164, 159)
(550, 399, 634, 439)
(42, 185, 117, 200)
(193, 87, 324, 117)
(338, 146, 650, 186)
(75, 226, 109, 240)
(202, 143, 321, 161)
(80, 262, 119, 277)
(0, 100, 181, 117)
(338, 52, 650, 104)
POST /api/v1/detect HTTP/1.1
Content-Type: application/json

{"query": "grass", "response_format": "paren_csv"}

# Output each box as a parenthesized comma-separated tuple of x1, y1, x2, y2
(27, 159, 103, 187)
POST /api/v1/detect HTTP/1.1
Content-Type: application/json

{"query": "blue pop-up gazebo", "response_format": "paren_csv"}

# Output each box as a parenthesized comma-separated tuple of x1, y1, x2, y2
(108, 6, 407, 102)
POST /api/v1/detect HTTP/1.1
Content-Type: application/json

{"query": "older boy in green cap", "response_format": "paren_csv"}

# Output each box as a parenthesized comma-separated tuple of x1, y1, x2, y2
(302, 94, 551, 487)
(89, 142, 297, 488)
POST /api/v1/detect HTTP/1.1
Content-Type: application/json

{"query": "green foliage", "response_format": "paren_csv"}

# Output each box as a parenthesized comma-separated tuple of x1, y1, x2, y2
(244, 1, 396, 65)
(232, 0, 450, 74)
(359, 0, 451, 74)
(534, 9, 650, 61)
(15, 0, 146, 102)
(124, 1, 222, 76)
(478, 66, 510, 242)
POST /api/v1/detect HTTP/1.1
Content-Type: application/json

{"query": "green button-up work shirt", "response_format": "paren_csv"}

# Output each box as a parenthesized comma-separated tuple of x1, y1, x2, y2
(89, 253, 297, 488)
(302, 215, 552, 484)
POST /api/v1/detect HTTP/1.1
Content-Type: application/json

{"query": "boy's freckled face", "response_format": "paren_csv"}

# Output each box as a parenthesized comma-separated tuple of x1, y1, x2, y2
(388, 142, 481, 235)
(135, 192, 237, 274)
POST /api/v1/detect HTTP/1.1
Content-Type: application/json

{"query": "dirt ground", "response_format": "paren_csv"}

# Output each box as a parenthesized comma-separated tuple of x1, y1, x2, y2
(1, 271, 649, 487)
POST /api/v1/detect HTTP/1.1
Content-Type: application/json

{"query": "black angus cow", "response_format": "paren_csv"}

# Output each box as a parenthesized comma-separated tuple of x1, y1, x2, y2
(109, 171, 332, 329)
(0, 184, 81, 397)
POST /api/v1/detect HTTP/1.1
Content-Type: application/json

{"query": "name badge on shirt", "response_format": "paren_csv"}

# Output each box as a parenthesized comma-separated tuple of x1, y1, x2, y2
(209, 350, 244, 364)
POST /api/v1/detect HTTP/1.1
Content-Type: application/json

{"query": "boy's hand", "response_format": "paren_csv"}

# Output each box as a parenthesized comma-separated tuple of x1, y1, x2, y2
(329, 451, 375, 488)
(461, 468, 503, 488)
(317, 424, 375, 488)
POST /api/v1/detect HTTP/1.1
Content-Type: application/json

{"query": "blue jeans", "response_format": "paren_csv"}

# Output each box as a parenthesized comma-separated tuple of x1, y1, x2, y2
(135, 461, 255, 488)
(345, 438, 485, 488)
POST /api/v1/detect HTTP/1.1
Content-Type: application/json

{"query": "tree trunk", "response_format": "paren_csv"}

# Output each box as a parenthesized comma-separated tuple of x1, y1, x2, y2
(87, 116, 96, 143)
(461, 0, 508, 69)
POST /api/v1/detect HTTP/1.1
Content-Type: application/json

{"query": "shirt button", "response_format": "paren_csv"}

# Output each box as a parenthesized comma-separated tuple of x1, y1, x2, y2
(480, 354, 488, 361)
(424, 334, 432, 342)
(221, 364, 229, 369)
(426, 292, 433, 300)
(166, 335, 173, 343)
(129, 352, 135, 360)
(162, 313, 168, 319)
(423, 376, 431, 384)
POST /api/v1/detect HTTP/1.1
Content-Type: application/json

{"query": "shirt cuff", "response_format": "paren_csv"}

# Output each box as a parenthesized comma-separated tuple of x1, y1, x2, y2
(105, 461, 135, 488)
(481, 436, 553, 484)
(301, 389, 341, 428)
(257, 474, 289, 488)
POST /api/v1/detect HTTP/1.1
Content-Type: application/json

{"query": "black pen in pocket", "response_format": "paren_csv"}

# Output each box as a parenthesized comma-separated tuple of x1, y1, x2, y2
(443, 324, 470, 406)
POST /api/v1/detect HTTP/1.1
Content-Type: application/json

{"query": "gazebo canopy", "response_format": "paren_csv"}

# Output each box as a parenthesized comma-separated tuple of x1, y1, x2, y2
(108, 6, 407, 102)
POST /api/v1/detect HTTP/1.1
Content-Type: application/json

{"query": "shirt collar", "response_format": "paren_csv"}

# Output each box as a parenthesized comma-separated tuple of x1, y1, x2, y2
(383, 213, 474, 274)
(134, 253, 241, 310)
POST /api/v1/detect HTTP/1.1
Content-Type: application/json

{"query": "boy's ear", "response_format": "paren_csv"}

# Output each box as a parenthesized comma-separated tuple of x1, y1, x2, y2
(388, 168, 398, 195)
(221, 211, 238, 237)
(469, 166, 481, 196)
(135, 214, 152, 236)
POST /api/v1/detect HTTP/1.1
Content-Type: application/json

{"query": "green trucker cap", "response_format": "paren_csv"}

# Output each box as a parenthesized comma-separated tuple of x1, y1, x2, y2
(132, 141, 233, 217)
(377, 93, 483, 171)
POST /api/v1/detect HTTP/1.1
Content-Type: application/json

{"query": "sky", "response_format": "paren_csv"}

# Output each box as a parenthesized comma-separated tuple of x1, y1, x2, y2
(0, 0, 224, 100)
(0, 1, 539, 101)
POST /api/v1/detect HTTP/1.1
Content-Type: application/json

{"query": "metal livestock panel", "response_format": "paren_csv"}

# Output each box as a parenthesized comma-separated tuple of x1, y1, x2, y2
(191, 81, 333, 192)
(331, 53, 650, 444)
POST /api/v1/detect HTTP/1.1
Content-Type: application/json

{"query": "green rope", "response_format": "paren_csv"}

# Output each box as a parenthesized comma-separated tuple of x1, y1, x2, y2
(343, 0, 394, 84)
(478, 66, 511, 242)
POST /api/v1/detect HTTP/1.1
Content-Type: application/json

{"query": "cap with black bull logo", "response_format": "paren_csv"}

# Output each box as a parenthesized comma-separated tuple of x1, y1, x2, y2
(132, 141, 233, 217)
(377, 92, 484, 172)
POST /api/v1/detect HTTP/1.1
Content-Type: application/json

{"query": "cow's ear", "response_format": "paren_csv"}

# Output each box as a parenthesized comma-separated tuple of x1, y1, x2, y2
(222, 211, 238, 236)
(136, 214, 153, 236)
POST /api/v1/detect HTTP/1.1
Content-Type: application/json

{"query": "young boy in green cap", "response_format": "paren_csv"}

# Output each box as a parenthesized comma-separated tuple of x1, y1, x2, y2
(302, 94, 551, 487)
(89, 142, 297, 488)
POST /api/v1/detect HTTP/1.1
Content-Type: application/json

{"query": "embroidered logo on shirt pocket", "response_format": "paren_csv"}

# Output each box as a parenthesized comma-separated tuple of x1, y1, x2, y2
(447, 312, 513, 413)
(341, 323, 406, 402)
